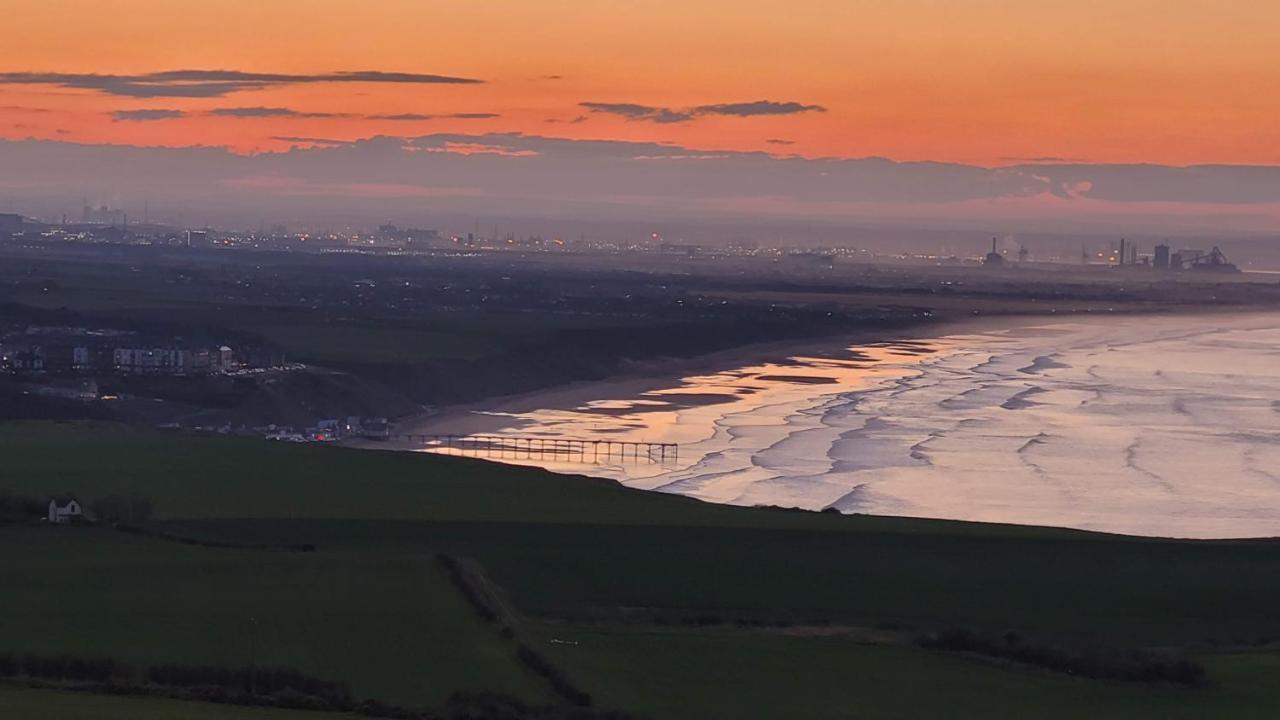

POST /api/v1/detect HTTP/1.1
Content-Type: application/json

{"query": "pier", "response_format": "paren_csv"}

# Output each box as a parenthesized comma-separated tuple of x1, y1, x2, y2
(390, 434, 678, 464)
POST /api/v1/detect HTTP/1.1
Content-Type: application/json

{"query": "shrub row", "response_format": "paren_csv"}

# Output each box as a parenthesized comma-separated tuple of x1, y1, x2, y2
(2, 651, 639, 719)
(0, 652, 133, 682)
(438, 554, 595, 708)
(0, 490, 46, 522)
(515, 644, 592, 708)
(147, 663, 353, 707)
(0, 653, 348, 710)
(441, 691, 642, 720)
(918, 628, 1207, 687)
(437, 554, 503, 624)
(360, 691, 642, 719)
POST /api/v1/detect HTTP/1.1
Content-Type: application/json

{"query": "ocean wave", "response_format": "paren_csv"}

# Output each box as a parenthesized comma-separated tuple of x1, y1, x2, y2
(481, 313, 1280, 538)
(1017, 355, 1070, 375)
(1002, 386, 1048, 410)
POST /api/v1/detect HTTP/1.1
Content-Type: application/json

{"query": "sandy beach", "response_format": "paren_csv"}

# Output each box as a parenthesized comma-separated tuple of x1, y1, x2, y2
(389, 314, 1022, 440)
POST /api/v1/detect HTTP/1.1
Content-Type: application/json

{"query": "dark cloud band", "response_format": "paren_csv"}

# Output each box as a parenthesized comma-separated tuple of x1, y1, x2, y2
(0, 69, 483, 98)
(112, 109, 186, 121)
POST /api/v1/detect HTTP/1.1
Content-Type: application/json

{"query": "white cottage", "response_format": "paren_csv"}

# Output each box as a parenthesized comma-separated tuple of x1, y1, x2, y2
(47, 496, 83, 524)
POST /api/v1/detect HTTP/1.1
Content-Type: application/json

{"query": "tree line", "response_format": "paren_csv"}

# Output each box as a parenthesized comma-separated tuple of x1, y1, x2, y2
(918, 627, 1207, 687)
(0, 651, 643, 719)
(0, 489, 154, 524)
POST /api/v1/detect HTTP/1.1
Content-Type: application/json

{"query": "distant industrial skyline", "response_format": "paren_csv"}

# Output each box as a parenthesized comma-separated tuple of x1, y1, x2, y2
(4, 133, 1280, 238)
(3, 2, 1280, 234)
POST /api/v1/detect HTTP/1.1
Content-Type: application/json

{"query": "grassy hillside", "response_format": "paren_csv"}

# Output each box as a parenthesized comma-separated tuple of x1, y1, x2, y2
(3, 420, 1280, 718)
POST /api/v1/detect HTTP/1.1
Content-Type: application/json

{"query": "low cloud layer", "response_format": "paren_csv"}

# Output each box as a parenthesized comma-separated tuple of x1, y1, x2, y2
(2, 133, 1279, 235)
(0, 69, 482, 98)
(581, 100, 826, 123)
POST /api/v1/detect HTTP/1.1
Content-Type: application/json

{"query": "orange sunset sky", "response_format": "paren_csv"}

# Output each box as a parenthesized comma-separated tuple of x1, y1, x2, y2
(3, 0, 1279, 165)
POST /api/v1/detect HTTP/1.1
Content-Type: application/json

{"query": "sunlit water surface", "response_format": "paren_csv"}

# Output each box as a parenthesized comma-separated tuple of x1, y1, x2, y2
(422, 314, 1280, 538)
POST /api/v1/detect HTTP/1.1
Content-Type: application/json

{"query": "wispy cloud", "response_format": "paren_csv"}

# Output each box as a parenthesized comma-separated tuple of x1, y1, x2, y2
(368, 112, 499, 121)
(209, 107, 346, 118)
(581, 99, 826, 123)
(370, 113, 433, 121)
(580, 102, 693, 123)
(695, 101, 825, 117)
(112, 109, 185, 122)
(0, 69, 482, 98)
(1000, 155, 1088, 164)
(107, 107, 498, 122)
(766, 138, 795, 145)
(270, 136, 357, 147)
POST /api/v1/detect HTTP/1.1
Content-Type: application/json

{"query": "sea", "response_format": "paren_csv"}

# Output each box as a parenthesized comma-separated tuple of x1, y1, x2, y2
(421, 312, 1280, 539)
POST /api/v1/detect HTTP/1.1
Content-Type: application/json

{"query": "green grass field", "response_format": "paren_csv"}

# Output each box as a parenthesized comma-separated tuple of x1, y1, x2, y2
(3, 421, 1280, 718)
(526, 624, 1280, 720)
(0, 524, 545, 707)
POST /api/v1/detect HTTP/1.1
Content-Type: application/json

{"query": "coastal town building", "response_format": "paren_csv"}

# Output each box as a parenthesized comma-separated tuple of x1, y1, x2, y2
(47, 496, 83, 524)
(2, 327, 250, 378)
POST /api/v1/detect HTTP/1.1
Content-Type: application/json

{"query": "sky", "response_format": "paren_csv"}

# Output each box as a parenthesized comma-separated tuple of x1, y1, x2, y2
(2, 1, 1280, 234)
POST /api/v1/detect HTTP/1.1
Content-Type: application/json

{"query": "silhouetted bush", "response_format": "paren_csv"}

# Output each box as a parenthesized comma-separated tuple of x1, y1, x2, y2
(918, 628, 1207, 687)
(0, 490, 43, 521)
(357, 698, 431, 719)
(20, 653, 133, 682)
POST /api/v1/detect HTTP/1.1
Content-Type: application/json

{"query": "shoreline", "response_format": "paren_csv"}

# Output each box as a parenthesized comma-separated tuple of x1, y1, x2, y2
(381, 303, 1262, 441)
(384, 316, 965, 440)
(359, 307, 1280, 540)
